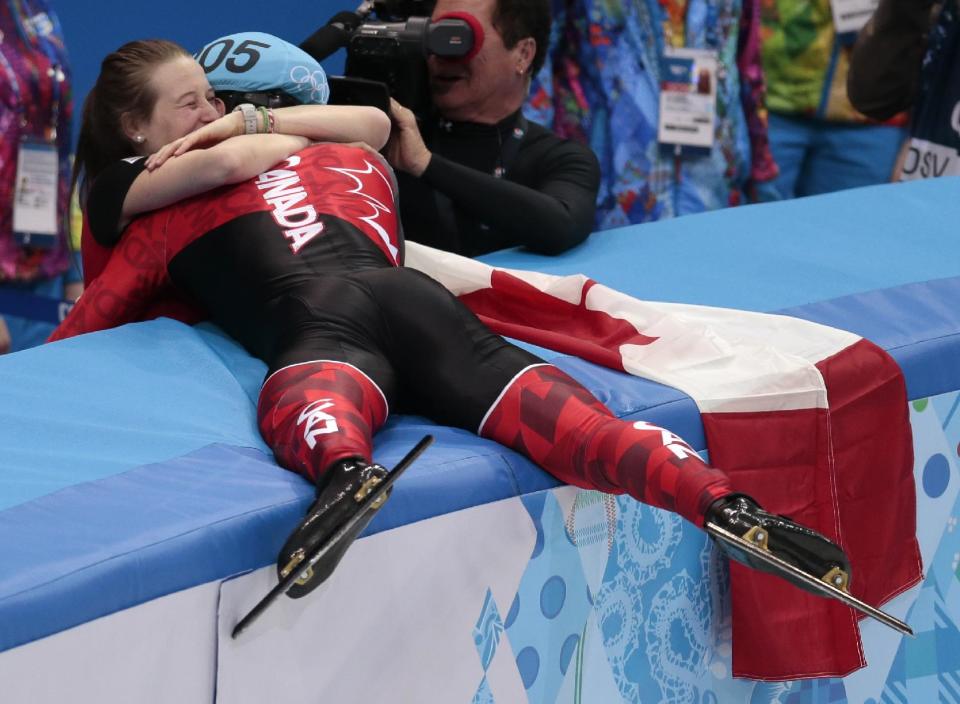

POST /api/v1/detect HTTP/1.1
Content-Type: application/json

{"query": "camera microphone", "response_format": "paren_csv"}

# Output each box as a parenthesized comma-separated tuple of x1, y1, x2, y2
(301, 11, 367, 61)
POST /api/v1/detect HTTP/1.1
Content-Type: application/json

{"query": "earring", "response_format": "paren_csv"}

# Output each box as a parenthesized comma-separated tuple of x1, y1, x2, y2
(134, 135, 145, 144)
(516, 65, 525, 75)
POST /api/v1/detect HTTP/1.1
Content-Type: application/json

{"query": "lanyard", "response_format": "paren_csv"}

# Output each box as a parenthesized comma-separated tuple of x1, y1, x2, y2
(652, 0, 721, 61)
(493, 113, 527, 179)
(431, 111, 529, 252)
(0, 47, 25, 129)
(657, 0, 688, 48)
(6, 0, 65, 140)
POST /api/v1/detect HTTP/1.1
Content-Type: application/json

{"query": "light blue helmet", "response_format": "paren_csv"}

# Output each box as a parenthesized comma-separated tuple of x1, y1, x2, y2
(196, 32, 330, 106)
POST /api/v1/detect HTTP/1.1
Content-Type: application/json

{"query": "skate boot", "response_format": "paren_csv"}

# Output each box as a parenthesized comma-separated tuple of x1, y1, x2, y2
(705, 494, 852, 595)
(277, 458, 390, 599)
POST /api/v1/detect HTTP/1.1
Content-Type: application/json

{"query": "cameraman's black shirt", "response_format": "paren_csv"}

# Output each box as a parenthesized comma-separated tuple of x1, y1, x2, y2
(396, 110, 600, 257)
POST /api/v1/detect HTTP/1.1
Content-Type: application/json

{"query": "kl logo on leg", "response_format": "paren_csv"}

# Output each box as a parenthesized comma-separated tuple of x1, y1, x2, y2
(298, 399, 340, 448)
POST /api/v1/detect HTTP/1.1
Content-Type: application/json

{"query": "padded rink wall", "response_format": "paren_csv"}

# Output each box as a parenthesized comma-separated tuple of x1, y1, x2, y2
(213, 393, 959, 703)
(1, 177, 959, 702)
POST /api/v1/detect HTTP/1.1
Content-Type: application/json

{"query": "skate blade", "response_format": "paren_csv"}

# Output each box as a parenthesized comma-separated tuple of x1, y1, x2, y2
(232, 434, 435, 639)
(706, 522, 914, 638)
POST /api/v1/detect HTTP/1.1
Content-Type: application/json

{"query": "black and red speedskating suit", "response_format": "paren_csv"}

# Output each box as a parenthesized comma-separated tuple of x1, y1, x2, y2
(52, 143, 732, 526)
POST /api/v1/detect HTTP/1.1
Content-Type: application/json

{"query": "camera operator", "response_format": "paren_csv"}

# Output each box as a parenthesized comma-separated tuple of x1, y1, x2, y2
(384, 0, 601, 256)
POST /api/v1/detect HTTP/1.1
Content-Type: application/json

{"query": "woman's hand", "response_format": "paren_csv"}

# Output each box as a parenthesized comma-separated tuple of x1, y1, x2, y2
(0, 315, 10, 354)
(64, 281, 83, 302)
(385, 99, 432, 177)
(145, 112, 243, 171)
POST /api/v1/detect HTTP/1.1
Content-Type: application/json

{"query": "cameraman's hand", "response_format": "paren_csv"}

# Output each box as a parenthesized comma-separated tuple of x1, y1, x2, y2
(343, 141, 382, 157)
(385, 98, 431, 177)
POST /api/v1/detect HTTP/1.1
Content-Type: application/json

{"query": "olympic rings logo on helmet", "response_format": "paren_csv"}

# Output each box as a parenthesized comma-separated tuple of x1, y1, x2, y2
(289, 64, 329, 104)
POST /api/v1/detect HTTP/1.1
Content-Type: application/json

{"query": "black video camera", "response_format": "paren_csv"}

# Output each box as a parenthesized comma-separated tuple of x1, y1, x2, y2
(301, 0, 476, 117)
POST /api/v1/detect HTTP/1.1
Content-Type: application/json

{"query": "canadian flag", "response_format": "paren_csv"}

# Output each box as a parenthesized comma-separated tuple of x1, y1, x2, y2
(406, 242, 922, 680)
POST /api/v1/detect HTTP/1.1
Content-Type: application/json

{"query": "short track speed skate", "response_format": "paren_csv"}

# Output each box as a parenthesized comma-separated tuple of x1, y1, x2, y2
(232, 435, 434, 638)
(705, 494, 913, 637)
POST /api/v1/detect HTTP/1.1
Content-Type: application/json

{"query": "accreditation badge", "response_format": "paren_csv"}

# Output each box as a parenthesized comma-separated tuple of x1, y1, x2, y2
(658, 48, 718, 150)
(829, 0, 878, 34)
(899, 138, 960, 181)
(13, 139, 59, 249)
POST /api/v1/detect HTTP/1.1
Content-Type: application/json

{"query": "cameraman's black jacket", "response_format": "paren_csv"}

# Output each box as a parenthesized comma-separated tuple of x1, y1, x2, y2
(397, 110, 600, 257)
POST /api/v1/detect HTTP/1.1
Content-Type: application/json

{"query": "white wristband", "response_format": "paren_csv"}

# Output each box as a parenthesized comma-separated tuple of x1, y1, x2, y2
(233, 103, 259, 135)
